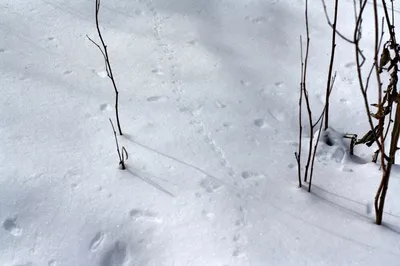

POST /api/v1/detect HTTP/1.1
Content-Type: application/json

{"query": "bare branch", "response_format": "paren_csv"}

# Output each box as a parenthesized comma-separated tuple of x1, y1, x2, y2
(296, 35, 304, 188)
(324, 0, 339, 130)
(321, 0, 354, 44)
(302, 0, 314, 183)
(88, 0, 123, 135)
(313, 73, 336, 128)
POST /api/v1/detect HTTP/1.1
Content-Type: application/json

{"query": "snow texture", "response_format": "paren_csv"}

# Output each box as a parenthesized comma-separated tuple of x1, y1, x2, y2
(1, 0, 400, 265)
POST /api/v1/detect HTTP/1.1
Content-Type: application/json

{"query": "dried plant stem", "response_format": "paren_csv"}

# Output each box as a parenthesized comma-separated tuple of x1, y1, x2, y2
(302, 0, 314, 183)
(374, 0, 400, 225)
(323, 0, 339, 130)
(296, 36, 304, 188)
(88, 0, 123, 135)
(109, 118, 127, 170)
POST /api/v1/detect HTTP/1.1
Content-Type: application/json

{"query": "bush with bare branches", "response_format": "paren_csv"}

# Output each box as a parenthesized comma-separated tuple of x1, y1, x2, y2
(299, 0, 400, 225)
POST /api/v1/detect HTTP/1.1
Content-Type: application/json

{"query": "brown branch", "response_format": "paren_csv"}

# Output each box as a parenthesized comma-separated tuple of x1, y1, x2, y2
(302, 0, 314, 183)
(365, 18, 384, 93)
(314, 73, 336, 128)
(374, 0, 400, 225)
(296, 36, 304, 188)
(374, 2, 387, 174)
(88, 0, 123, 135)
(353, 0, 358, 24)
(109, 118, 126, 170)
(321, 0, 366, 65)
(323, 0, 339, 130)
(321, 0, 354, 44)
(376, 99, 400, 224)
(354, 1, 387, 158)
(309, 112, 325, 192)
(382, 0, 397, 45)
(309, 73, 336, 192)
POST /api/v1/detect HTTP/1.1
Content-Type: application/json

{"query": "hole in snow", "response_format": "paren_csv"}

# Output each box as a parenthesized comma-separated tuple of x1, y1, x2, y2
(323, 134, 334, 146)
(3, 218, 22, 236)
(100, 241, 127, 266)
(254, 118, 267, 128)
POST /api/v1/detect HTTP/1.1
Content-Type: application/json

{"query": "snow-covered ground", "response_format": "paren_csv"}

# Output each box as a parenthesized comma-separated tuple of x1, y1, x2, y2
(1, 0, 400, 265)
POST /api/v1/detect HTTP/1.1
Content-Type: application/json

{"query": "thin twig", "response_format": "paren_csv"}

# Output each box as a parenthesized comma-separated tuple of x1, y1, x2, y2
(309, 113, 325, 192)
(296, 35, 304, 188)
(109, 118, 125, 169)
(354, 0, 386, 157)
(324, 0, 339, 130)
(372, 1, 387, 174)
(88, 0, 123, 135)
(309, 73, 337, 192)
(313, 73, 336, 128)
(374, 0, 400, 225)
(321, 0, 354, 44)
(303, 0, 314, 183)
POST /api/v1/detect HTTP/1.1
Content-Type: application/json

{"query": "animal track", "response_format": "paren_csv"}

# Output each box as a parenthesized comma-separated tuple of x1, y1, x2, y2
(268, 109, 285, 122)
(3, 217, 22, 236)
(94, 70, 107, 78)
(232, 246, 246, 258)
(100, 103, 111, 112)
(241, 171, 266, 180)
(148, 3, 184, 99)
(341, 76, 354, 84)
(231, 206, 248, 260)
(241, 171, 254, 179)
(254, 118, 267, 128)
(223, 122, 232, 128)
(151, 66, 164, 76)
(145, 4, 249, 257)
(0, 48, 5, 53)
(245, 15, 266, 24)
(201, 210, 215, 219)
(341, 166, 354, 172)
(200, 178, 222, 193)
(233, 234, 241, 242)
(190, 116, 237, 179)
(101, 241, 127, 266)
(345, 62, 356, 68)
(129, 209, 162, 223)
(90, 232, 106, 252)
(240, 80, 250, 87)
(63, 70, 72, 75)
(216, 101, 227, 108)
(287, 163, 295, 169)
(187, 39, 198, 46)
(147, 95, 168, 102)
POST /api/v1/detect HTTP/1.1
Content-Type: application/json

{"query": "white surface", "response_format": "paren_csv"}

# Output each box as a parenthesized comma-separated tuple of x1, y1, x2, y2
(1, 0, 400, 265)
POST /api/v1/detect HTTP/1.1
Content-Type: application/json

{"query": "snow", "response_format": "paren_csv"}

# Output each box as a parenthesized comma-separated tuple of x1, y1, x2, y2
(1, 0, 400, 265)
